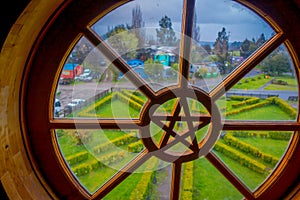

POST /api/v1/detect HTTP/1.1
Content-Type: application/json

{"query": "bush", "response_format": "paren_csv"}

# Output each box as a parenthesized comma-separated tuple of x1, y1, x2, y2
(72, 151, 125, 176)
(77, 93, 113, 117)
(181, 162, 194, 200)
(93, 132, 138, 154)
(214, 142, 268, 174)
(268, 97, 297, 118)
(268, 131, 292, 140)
(223, 134, 279, 165)
(128, 141, 145, 153)
(66, 151, 89, 165)
(129, 159, 159, 200)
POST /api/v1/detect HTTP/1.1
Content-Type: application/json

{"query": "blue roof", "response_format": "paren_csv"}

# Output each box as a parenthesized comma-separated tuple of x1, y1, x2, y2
(63, 63, 78, 70)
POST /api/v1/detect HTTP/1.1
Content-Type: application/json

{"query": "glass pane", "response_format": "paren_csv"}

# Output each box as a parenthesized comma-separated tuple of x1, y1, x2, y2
(191, 0, 275, 91)
(181, 158, 243, 199)
(92, 0, 184, 91)
(54, 37, 149, 119)
(214, 130, 293, 191)
(220, 45, 298, 121)
(55, 129, 144, 194)
(104, 156, 168, 199)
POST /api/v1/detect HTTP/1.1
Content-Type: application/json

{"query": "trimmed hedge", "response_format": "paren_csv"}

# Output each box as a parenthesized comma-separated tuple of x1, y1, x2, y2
(114, 92, 143, 111)
(268, 131, 292, 140)
(214, 142, 268, 174)
(223, 134, 279, 165)
(77, 93, 113, 117)
(226, 100, 270, 116)
(93, 133, 139, 154)
(121, 90, 145, 106)
(181, 162, 194, 200)
(230, 131, 291, 140)
(230, 95, 257, 101)
(66, 151, 89, 165)
(231, 97, 260, 109)
(72, 151, 125, 176)
(269, 97, 297, 119)
(129, 159, 159, 200)
(128, 140, 145, 153)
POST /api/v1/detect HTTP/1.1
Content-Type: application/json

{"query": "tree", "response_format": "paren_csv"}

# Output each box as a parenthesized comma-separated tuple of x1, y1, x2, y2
(156, 15, 178, 46)
(240, 34, 266, 58)
(261, 51, 292, 76)
(213, 27, 230, 74)
(106, 25, 138, 60)
(144, 58, 164, 80)
(203, 44, 212, 55)
(240, 38, 257, 58)
(131, 5, 145, 47)
(256, 33, 266, 47)
(192, 12, 201, 43)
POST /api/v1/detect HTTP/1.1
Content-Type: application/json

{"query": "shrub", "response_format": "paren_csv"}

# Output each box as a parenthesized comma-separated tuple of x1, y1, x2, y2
(77, 93, 113, 117)
(72, 151, 125, 176)
(268, 97, 297, 118)
(214, 142, 268, 174)
(268, 131, 292, 140)
(93, 132, 138, 154)
(66, 151, 89, 165)
(129, 159, 159, 200)
(128, 141, 145, 153)
(181, 162, 194, 200)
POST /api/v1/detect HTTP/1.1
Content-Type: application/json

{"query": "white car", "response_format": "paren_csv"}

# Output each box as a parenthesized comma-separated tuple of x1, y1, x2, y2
(67, 99, 86, 107)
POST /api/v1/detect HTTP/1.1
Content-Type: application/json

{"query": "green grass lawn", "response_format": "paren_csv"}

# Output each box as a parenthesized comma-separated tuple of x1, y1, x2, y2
(226, 104, 293, 120)
(232, 74, 271, 90)
(57, 91, 295, 199)
(238, 137, 290, 158)
(95, 99, 141, 118)
(192, 158, 243, 199)
(264, 76, 298, 91)
(212, 151, 269, 191)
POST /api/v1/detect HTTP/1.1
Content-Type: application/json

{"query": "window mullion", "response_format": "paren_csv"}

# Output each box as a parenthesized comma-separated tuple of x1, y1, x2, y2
(178, 0, 196, 88)
(170, 162, 182, 200)
(222, 121, 300, 131)
(49, 119, 141, 129)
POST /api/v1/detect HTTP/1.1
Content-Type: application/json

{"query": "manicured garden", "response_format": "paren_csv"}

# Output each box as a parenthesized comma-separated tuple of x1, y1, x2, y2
(57, 89, 296, 199)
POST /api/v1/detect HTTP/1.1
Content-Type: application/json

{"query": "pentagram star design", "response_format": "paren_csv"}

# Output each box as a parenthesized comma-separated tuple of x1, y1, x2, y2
(150, 97, 211, 154)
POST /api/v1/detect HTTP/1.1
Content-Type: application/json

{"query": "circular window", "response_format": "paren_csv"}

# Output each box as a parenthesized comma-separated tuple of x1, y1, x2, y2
(22, 0, 300, 199)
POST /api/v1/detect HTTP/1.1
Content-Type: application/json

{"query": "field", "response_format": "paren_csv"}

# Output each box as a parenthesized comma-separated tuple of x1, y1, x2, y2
(57, 90, 295, 199)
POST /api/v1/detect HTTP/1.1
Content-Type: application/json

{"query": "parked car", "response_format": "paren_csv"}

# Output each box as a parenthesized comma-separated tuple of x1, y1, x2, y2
(67, 99, 86, 108)
(54, 98, 61, 117)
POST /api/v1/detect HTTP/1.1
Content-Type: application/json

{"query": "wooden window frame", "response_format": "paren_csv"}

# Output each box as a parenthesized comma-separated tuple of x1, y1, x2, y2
(21, 0, 300, 199)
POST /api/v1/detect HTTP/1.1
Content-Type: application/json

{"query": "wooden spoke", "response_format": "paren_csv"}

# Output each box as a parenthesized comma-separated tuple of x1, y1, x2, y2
(170, 162, 182, 200)
(178, 0, 196, 88)
(222, 120, 300, 131)
(49, 119, 141, 130)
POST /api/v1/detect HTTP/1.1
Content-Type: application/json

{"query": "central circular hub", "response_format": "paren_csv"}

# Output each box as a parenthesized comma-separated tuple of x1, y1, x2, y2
(140, 87, 222, 163)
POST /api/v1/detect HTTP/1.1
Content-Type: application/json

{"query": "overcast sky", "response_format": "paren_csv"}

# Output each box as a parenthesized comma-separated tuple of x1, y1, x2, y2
(94, 0, 274, 42)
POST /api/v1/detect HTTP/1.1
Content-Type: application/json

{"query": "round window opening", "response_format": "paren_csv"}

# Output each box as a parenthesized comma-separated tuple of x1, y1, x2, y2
(23, 0, 300, 199)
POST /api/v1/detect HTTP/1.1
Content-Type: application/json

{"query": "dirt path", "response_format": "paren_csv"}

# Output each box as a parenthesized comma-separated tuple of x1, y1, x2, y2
(157, 164, 172, 200)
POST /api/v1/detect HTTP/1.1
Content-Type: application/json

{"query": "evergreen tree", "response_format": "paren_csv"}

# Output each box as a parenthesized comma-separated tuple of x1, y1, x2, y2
(156, 15, 178, 46)
(213, 27, 230, 74)
(192, 12, 201, 43)
(131, 5, 145, 47)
